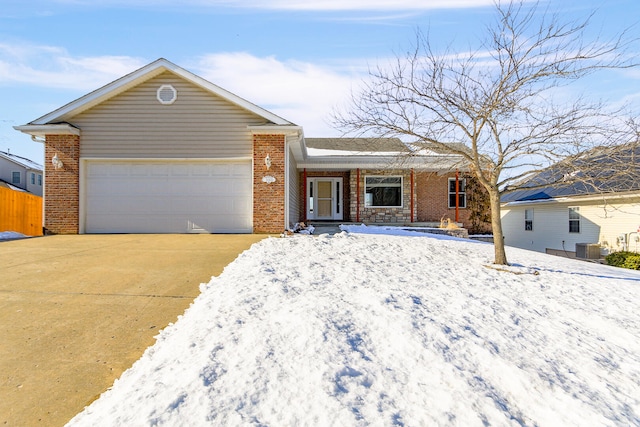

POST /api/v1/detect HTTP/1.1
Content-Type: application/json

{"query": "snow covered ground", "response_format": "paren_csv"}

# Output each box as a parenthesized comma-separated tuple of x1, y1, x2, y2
(66, 226, 640, 426)
(0, 231, 27, 241)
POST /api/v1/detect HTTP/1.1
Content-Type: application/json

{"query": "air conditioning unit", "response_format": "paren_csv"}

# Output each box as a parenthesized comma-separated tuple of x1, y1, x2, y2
(575, 243, 601, 259)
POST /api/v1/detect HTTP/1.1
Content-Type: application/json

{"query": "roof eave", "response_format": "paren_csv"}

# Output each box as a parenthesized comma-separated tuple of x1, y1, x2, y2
(248, 125, 303, 136)
(14, 123, 81, 139)
(298, 155, 467, 170)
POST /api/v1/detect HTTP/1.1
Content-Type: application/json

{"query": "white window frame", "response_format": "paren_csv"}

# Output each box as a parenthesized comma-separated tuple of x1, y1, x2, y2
(448, 177, 466, 209)
(11, 171, 20, 184)
(569, 207, 580, 233)
(525, 208, 533, 231)
(364, 176, 403, 208)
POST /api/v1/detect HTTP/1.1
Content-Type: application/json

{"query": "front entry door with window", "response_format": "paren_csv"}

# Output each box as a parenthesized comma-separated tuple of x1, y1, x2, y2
(307, 178, 343, 220)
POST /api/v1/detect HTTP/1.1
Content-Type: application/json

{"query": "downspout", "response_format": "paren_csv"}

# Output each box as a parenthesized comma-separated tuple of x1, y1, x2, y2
(410, 169, 414, 223)
(303, 168, 307, 222)
(356, 168, 360, 223)
(455, 170, 460, 224)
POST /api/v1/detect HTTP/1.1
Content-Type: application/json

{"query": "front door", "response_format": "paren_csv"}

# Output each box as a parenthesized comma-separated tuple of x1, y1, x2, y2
(307, 178, 343, 220)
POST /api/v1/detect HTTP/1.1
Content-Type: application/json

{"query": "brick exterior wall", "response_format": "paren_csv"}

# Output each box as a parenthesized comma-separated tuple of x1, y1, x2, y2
(416, 171, 473, 227)
(350, 169, 415, 223)
(253, 134, 286, 233)
(44, 134, 80, 234)
(299, 171, 351, 222)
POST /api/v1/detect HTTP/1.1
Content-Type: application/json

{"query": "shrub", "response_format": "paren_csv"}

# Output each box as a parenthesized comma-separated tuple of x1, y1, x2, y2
(622, 254, 640, 270)
(605, 251, 640, 270)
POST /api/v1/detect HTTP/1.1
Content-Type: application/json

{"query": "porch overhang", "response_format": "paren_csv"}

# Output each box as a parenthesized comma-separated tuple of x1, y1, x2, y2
(298, 154, 468, 171)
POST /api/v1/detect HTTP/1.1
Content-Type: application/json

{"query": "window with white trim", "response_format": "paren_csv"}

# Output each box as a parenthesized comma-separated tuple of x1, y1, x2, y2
(365, 176, 402, 207)
(448, 177, 466, 208)
(569, 207, 580, 233)
(31, 173, 35, 185)
(12, 172, 20, 184)
(524, 208, 533, 231)
(38, 174, 42, 186)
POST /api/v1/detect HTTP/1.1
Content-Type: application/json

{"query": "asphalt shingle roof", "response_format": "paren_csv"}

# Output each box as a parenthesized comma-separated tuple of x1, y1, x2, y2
(501, 143, 640, 203)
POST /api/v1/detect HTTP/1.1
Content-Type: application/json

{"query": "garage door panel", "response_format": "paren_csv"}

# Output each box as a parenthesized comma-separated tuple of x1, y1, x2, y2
(85, 160, 252, 233)
(149, 164, 170, 177)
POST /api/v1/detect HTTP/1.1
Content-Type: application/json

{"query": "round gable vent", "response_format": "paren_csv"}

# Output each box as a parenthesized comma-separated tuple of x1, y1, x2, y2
(157, 84, 177, 105)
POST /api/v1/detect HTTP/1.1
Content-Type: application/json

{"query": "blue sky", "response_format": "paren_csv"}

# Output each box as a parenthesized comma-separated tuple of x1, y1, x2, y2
(1, 0, 639, 164)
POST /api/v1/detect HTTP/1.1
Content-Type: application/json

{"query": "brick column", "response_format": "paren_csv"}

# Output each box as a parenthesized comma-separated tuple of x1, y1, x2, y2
(44, 134, 80, 234)
(253, 134, 285, 233)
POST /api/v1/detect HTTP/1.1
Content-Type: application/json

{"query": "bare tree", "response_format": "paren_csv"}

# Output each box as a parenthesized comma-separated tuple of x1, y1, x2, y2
(334, 0, 638, 265)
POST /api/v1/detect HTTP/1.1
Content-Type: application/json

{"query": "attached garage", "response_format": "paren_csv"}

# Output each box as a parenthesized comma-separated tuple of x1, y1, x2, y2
(15, 59, 301, 234)
(83, 160, 252, 233)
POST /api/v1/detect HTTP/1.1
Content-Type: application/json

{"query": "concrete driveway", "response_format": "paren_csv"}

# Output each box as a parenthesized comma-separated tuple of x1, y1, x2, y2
(0, 234, 267, 427)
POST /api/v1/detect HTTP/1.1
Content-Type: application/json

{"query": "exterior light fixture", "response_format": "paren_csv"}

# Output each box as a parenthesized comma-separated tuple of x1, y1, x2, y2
(52, 153, 63, 170)
(265, 154, 271, 170)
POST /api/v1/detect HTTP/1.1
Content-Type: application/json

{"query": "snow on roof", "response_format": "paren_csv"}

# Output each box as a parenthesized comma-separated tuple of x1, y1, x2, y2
(305, 137, 410, 153)
(306, 147, 405, 157)
(0, 150, 43, 171)
(0, 180, 28, 192)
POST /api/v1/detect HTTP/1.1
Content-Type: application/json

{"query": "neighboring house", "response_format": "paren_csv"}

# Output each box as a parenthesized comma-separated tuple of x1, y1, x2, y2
(501, 144, 640, 258)
(15, 58, 486, 235)
(0, 150, 43, 196)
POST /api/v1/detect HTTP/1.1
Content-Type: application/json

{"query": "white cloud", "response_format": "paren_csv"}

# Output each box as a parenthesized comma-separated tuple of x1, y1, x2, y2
(0, 43, 145, 91)
(193, 53, 367, 136)
(0, 42, 367, 136)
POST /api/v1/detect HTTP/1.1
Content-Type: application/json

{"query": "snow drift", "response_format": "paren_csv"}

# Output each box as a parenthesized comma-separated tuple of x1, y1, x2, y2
(66, 229, 640, 426)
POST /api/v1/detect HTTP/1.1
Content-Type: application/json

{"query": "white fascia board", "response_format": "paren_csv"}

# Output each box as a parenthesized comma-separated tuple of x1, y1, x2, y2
(248, 125, 303, 136)
(28, 58, 295, 126)
(14, 124, 81, 138)
(286, 133, 307, 164)
(298, 156, 398, 170)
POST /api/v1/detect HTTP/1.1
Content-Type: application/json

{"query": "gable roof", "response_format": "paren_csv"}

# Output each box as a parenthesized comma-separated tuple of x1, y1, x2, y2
(15, 58, 295, 138)
(0, 150, 43, 171)
(502, 143, 640, 204)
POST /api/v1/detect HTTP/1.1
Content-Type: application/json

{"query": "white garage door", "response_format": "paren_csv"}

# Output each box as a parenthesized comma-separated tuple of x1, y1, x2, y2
(85, 160, 252, 233)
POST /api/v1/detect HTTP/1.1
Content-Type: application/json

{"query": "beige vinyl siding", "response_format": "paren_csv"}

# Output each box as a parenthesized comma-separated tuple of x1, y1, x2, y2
(585, 197, 640, 252)
(67, 72, 271, 158)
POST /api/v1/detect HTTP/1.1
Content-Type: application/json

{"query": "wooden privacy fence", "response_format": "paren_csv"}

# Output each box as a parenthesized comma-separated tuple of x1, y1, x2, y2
(0, 186, 43, 236)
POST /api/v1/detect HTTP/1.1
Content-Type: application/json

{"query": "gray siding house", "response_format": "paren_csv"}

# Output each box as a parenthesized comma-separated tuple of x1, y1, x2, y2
(0, 150, 43, 196)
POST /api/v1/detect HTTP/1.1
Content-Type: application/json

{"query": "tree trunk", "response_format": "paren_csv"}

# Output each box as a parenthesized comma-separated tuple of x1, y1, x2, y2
(489, 189, 508, 265)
